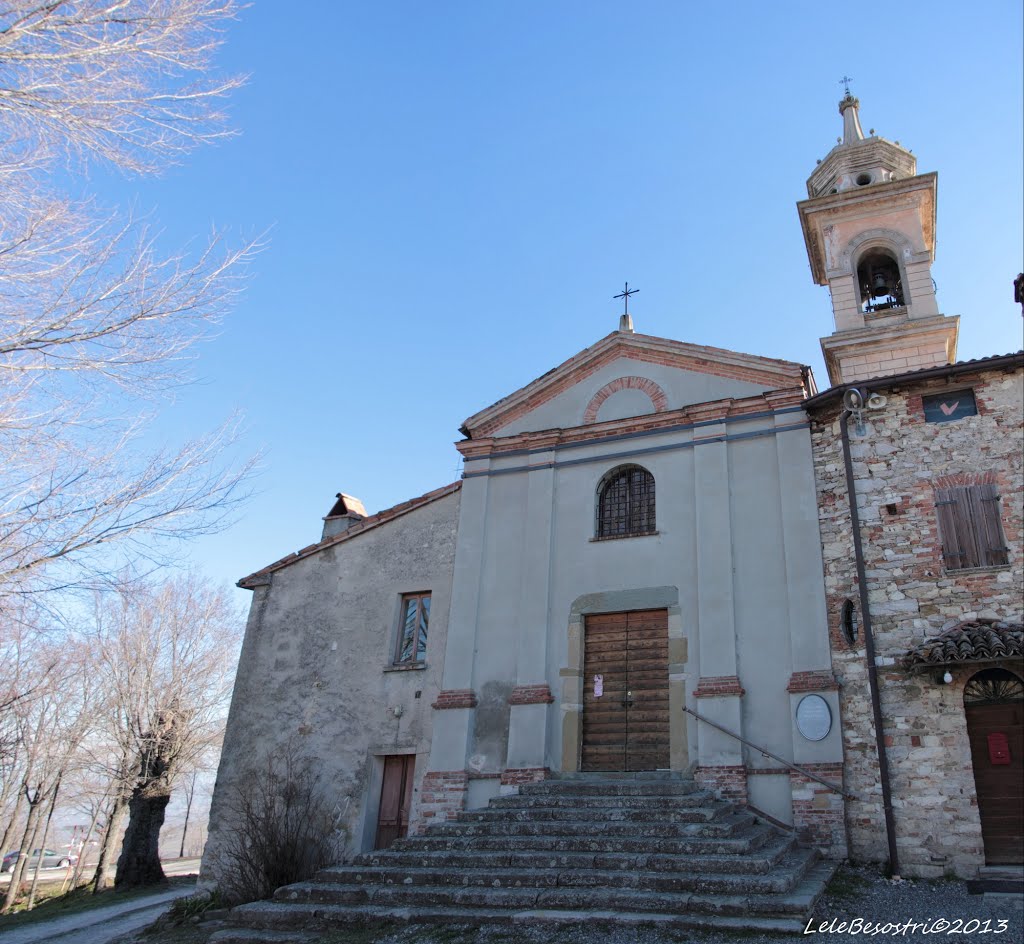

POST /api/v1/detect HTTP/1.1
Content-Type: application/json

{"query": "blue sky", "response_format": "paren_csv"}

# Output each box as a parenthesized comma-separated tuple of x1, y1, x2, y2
(91, 1, 1023, 600)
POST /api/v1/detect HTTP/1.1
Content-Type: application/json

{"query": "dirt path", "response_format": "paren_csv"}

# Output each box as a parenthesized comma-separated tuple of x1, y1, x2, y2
(0, 883, 197, 944)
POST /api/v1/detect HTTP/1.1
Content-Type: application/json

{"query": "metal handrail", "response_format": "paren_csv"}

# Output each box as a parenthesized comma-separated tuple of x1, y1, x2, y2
(682, 705, 853, 799)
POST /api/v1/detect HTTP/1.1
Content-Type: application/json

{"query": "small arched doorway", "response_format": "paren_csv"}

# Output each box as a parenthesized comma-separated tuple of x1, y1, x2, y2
(964, 668, 1024, 864)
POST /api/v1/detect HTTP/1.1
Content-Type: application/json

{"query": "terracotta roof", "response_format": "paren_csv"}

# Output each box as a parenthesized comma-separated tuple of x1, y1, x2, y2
(903, 619, 1024, 672)
(238, 481, 462, 589)
(802, 351, 1024, 410)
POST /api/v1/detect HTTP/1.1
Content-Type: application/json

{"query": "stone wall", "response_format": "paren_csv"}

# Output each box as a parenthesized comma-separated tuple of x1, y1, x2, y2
(809, 364, 1023, 877)
(202, 488, 460, 888)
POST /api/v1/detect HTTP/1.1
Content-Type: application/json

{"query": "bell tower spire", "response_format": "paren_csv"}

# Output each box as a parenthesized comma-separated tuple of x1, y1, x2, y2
(797, 93, 958, 387)
(839, 92, 865, 145)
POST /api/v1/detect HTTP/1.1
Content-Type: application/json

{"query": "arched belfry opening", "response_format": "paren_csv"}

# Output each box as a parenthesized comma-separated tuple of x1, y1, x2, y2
(857, 249, 905, 312)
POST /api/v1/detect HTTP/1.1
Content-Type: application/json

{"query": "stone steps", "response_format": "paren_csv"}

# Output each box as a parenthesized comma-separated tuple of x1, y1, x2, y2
(304, 847, 810, 897)
(212, 775, 837, 943)
(426, 809, 755, 839)
(210, 900, 819, 942)
(455, 803, 728, 824)
(392, 828, 775, 856)
(521, 779, 701, 797)
(271, 867, 815, 912)
(492, 791, 717, 809)
(216, 860, 834, 940)
(356, 833, 794, 875)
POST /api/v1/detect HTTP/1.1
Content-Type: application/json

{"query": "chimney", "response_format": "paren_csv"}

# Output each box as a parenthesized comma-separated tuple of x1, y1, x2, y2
(322, 492, 367, 540)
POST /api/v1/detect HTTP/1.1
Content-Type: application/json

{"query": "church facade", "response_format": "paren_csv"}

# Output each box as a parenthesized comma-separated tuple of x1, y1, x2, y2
(203, 95, 1022, 888)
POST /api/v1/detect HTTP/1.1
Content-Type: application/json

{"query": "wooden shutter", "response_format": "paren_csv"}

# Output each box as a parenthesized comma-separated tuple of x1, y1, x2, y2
(934, 487, 970, 568)
(974, 483, 1008, 567)
(935, 484, 1008, 570)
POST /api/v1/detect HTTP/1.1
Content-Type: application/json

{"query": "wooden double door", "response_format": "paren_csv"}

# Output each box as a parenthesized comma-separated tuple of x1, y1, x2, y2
(374, 754, 415, 850)
(582, 609, 670, 771)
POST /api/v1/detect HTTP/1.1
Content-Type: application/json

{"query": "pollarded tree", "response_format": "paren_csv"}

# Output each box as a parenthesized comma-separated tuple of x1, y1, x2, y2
(89, 575, 241, 888)
(0, 1, 258, 603)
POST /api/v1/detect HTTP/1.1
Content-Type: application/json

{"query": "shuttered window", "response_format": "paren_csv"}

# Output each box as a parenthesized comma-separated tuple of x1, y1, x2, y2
(934, 483, 1009, 570)
(597, 465, 656, 538)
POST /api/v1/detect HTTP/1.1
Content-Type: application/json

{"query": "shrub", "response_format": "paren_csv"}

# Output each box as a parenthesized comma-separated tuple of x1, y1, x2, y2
(218, 744, 343, 904)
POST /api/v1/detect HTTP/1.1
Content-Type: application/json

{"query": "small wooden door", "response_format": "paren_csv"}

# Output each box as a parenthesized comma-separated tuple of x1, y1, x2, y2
(374, 755, 415, 850)
(582, 609, 669, 771)
(965, 670, 1024, 865)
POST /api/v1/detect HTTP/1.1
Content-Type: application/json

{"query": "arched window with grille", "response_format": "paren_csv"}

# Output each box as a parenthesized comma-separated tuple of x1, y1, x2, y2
(596, 465, 656, 538)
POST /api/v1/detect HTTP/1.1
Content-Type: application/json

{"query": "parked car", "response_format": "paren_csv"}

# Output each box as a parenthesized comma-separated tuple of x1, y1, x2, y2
(0, 848, 77, 872)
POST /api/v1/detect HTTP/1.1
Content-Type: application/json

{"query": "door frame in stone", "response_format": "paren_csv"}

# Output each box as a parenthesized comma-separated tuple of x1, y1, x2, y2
(560, 587, 689, 774)
(360, 747, 421, 853)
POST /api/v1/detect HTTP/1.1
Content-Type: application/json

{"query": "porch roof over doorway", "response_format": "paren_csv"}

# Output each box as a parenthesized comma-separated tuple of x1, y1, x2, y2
(902, 619, 1024, 673)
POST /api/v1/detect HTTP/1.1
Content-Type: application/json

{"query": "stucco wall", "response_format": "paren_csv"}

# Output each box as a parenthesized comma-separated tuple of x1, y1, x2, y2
(202, 489, 460, 887)
(494, 357, 772, 435)
(431, 391, 841, 841)
(810, 366, 1023, 877)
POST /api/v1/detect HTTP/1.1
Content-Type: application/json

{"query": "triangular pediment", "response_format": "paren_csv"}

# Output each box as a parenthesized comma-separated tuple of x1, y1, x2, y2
(461, 331, 812, 439)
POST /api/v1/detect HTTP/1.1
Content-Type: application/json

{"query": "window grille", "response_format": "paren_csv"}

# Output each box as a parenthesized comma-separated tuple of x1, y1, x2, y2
(964, 669, 1024, 706)
(933, 483, 1009, 570)
(597, 466, 656, 538)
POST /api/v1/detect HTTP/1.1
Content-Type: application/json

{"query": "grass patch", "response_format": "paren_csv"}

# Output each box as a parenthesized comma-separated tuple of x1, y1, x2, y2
(165, 889, 223, 924)
(121, 921, 213, 944)
(0, 876, 196, 931)
(825, 865, 873, 902)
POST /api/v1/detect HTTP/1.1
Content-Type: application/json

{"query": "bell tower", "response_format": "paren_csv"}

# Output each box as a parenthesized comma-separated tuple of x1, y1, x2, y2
(797, 92, 959, 386)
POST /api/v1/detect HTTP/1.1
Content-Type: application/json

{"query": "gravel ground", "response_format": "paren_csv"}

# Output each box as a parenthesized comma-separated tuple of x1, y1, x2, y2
(300, 865, 1023, 944)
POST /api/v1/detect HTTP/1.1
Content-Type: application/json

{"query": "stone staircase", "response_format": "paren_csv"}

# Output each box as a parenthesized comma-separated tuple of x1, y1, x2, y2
(211, 774, 837, 942)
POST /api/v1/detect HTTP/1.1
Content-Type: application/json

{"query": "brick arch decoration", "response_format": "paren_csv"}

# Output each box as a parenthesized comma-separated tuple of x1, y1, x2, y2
(582, 376, 669, 425)
(933, 471, 999, 489)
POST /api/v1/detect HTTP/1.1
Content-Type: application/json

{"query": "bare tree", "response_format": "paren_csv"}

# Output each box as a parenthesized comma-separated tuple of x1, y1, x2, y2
(0, 1, 243, 171)
(0, 637, 99, 913)
(0, 1, 259, 603)
(88, 574, 241, 888)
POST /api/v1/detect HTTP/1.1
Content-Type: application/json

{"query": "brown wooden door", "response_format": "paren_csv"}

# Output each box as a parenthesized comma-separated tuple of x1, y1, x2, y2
(582, 609, 669, 771)
(966, 700, 1024, 864)
(374, 755, 415, 850)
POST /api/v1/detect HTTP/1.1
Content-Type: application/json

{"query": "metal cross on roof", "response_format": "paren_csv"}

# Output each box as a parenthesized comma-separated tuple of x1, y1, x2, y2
(614, 282, 639, 315)
(839, 75, 854, 96)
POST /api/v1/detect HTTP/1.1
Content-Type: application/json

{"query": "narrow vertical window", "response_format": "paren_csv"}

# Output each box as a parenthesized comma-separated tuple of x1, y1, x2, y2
(841, 599, 859, 646)
(596, 465, 656, 538)
(395, 592, 430, 664)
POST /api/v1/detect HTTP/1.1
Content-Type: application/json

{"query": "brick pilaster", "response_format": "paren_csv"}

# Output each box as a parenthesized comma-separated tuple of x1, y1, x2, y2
(410, 770, 468, 833)
(431, 689, 477, 710)
(508, 684, 554, 705)
(693, 675, 745, 698)
(789, 763, 847, 858)
(499, 767, 549, 788)
(786, 670, 839, 693)
(695, 764, 748, 804)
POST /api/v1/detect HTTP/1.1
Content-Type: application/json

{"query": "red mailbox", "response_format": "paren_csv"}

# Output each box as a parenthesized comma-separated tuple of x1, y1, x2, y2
(987, 732, 1011, 766)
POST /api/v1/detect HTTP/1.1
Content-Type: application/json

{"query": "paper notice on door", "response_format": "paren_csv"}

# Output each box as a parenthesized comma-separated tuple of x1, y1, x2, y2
(594, 674, 603, 698)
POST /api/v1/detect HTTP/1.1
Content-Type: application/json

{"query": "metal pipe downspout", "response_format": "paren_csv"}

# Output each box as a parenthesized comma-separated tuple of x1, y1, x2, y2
(840, 406, 901, 878)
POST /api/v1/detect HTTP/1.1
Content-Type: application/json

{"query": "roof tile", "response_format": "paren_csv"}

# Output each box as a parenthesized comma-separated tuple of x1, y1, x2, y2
(903, 619, 1024, 671)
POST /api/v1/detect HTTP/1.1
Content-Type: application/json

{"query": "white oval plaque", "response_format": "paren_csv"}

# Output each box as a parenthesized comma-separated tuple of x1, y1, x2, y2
(796, 694, 832, 742)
